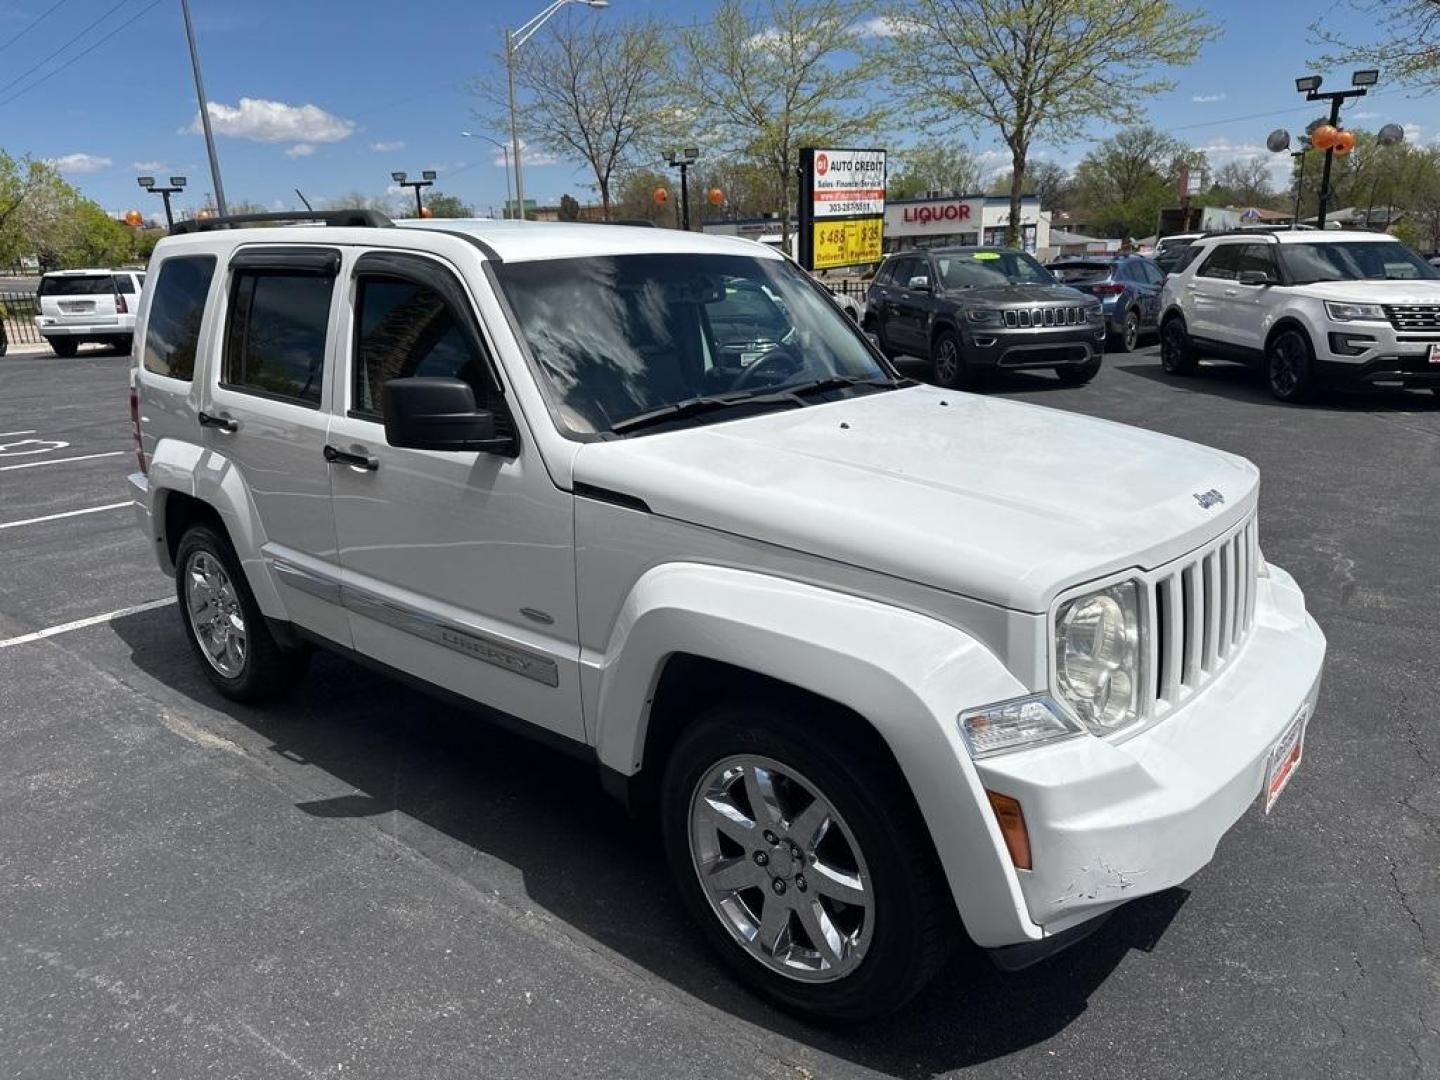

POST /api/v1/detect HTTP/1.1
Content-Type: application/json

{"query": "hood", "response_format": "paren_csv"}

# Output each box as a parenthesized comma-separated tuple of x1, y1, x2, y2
(1294, 279, 1440, 304)
(949, 283, 1089, 307)
(572, 385, 1258, 613)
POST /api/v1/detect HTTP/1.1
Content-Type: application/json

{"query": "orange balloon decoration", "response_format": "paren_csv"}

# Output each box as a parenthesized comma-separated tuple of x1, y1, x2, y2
(707, 187, 725, 206)
(1333, 130, 1357, 155)
(653, 187, 669, 204)
(419, 206, 435, 218)
(1310, 124, 1340, 150)
(123, 209, 143, 227)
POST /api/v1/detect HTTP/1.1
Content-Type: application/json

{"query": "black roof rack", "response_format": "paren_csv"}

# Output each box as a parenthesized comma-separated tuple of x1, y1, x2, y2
(170, 209, 393, 235)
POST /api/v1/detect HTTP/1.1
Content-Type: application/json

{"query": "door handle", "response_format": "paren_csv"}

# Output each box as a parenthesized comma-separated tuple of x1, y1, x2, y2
(323, 444, 379, 471)
(197, 411, 238, 432)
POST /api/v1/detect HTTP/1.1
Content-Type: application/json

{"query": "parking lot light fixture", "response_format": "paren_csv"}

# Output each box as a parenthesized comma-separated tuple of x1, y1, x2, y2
(138, 175, 185, 230)
(1295, 75, 1322, 93)
(1295, 69, 1381, 228)
(392, 170, 436, 217)
(1352, 69, 1380, 87)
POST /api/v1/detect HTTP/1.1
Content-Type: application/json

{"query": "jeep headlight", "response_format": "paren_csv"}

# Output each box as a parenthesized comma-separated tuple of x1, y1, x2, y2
(1324, 301, 1386, 322)
(966, 307, 1003, 325)
(1085, 303, 1104, 322)
(1054, 581, 1144, 734)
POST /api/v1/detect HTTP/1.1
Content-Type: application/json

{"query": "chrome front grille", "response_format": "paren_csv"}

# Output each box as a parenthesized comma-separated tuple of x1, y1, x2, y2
(1003, 305, 1085, 328)
(1384, 304, 1440, 332)
(1148, 514, 1260, 715)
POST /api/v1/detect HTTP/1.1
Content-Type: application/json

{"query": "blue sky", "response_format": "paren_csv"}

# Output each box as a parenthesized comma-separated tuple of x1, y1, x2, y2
(2, 0, 1436, 221)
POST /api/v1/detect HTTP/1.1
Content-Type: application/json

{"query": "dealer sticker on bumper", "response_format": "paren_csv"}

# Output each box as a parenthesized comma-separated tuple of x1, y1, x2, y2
(1264, 705, 1309, 814)
(1430, 343, 1440, 365)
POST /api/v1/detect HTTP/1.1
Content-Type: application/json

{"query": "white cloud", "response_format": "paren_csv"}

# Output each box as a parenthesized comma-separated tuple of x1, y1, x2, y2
(285, 143, 316, 158)
(855, 15, 904, 36)
(1191, 92, 1226, 103)
(132, 159, 165, 171)
(370, 140, 405, 152)
(492, 139, 558, 167)
(1403, 121, 1423, 144)
(745, 26, 783, 49)
(49, 153, 111, 174)
(1350, 110, 1379, 120)
(1194, 137, 1290, 185)
(188, 97, 354, 144)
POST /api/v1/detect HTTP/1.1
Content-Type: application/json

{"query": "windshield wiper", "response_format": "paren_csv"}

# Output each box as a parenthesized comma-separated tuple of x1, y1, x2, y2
(785, 374, 907, 397)
(609, 391, 802, 436)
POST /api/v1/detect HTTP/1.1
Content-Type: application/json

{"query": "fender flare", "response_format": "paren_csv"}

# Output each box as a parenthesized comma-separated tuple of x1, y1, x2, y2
(144, 437, 287, 619)
(591, 562, 1043, 946)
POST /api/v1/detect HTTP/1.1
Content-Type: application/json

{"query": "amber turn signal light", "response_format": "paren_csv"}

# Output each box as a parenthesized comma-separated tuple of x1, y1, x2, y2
(987, 791, 1032, 870)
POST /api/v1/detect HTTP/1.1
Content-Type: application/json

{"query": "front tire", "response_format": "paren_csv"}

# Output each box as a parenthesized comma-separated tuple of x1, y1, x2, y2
(1056, 355, 1102, 385)
(1266, 328, 1315, 403)
(175, 524, 309, 702)
(930, 328, 967, 389)
(50, 338, 78, 358)
(660, 701, 955, 1021)
(1160, 317, 1196, 375)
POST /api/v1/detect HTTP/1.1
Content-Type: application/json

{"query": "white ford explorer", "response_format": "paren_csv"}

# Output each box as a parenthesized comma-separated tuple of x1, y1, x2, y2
(126, 212, 1326, 1020)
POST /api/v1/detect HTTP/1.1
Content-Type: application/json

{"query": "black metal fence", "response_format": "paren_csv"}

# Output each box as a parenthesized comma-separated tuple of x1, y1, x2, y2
(1, 290, 42, 346)
(825, 279, 868, 300)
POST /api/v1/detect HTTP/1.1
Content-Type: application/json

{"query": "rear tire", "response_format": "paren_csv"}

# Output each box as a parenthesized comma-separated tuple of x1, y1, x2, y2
(1160, 317, 1196, 375)
(1265, 328, 1315, 403)
(50, 338, 78, 358)
(1111, 309, 1140, 353)
(660, 701, 956, 1022)
(175, 524, 309, 702)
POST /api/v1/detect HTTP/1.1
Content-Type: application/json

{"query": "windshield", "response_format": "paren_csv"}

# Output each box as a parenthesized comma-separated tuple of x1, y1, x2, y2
(40, 275, 115, 296)
(1278, 241, 1440, 284)
(933, 250, 1054, 290)
(495, 253, 892, 436)
(1049, 262, 1112, 283)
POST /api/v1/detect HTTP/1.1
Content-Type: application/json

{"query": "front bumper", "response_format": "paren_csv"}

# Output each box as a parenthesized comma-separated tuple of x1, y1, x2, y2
(975, 562, 1325, 934)
(1316, 321, 1440, 388)
(963, 323, 1107, 370)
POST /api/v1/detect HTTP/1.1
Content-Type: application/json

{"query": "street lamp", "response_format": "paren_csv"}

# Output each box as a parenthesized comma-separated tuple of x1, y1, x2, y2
(461, 131, 513, 218)
(392, 170, 437, 217)
(666, 147, 699, 231)
(1293, 68, 1382, 228)
(505, 0, 609, 223)
(137, 175, 187, 230)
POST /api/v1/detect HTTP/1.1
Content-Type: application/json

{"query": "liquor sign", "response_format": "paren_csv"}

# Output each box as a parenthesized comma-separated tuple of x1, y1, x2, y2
(798, 147, 886, 271)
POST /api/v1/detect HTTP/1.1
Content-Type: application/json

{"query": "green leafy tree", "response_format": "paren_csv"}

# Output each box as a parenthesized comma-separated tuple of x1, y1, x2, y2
(1312, 2, 1440, 92)
(988, 160, 1076, 211)
(888, 142, 986, 199)
(1073, 126, 1197, 238)
(425, 193, 473, 218)
(881, 0, 1217, 245)
(614, 168, 674, 225)
(688, 160, 785, 222)
(558, 193, 582, 221)
(675, 0, 888, 245)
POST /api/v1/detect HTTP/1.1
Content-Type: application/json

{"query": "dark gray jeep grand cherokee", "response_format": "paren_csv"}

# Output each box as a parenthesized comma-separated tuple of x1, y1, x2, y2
(864, 246, 1106, 388)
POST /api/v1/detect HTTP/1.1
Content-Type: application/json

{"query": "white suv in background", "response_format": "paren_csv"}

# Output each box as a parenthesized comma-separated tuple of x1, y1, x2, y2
(1159, 230, 1440, 401)
(127, 211, 1324, 1020)
(34, 268, 145, 357)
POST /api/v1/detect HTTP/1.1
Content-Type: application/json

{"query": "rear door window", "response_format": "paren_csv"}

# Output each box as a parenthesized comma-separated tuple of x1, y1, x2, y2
(222, 263, 336, 407)
(1198, 244, 1242, 281)
(142, 256, 216, 381)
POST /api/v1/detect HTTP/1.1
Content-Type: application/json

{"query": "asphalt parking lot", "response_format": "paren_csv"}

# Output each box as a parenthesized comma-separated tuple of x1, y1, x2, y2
(2, 342, 1437, 1079)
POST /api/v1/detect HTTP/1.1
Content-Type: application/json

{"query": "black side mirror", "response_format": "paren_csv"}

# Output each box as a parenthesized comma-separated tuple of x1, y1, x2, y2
(1236, 270, 1273, 286)
(381, 377, 512, 454)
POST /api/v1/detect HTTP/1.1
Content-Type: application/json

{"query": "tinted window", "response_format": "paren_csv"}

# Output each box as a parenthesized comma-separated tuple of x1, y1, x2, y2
(890, 256, 920, 287)
(40, 275, 115, 296)
(1198, 244, 1242, 280)
(1140, 260, 1164, 284)
(935, 250, 1054, 288)
(142, 256, 215, 380)
(1234, 244, 1278, 278)
(114, 275, 136, 294)
(875, 259, 898, 286)
(223, 271, 333, 406)
(1050, 262, 1111, 283)
(352, 275, 505, 427)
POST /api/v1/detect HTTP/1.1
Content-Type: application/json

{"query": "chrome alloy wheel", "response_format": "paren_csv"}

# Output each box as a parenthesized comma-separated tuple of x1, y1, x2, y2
(184, 550, 247, 678)
(688, 754, 873, 983)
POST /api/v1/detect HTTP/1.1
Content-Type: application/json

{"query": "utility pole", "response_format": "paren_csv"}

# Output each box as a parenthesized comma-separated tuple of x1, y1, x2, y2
(180, 0, 227, 217)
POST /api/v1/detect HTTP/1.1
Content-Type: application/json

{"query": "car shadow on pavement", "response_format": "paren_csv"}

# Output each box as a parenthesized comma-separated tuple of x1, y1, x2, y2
(1115, 358, 1440, 413)
(109, 606, 1187, 1076)
(890, 355, 1081, 395)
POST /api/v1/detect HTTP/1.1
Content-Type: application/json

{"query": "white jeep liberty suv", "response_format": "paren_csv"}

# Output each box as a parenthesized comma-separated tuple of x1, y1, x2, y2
(127, 211, 1326, 1020)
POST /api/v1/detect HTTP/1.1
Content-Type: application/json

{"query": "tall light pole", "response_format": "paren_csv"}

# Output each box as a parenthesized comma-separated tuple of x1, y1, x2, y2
(1293, 69, 1379, 229)
(666, 148, 699, 231)
(504, 0, 609, 222)
(180, 0, 227, 217)
(392, 171, 437, 217)
(461, 131, 512, 218)
(138, 175, 187, 230)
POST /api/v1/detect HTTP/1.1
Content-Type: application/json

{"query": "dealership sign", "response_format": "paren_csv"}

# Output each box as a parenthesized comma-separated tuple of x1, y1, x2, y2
(798, 147, 887, 271)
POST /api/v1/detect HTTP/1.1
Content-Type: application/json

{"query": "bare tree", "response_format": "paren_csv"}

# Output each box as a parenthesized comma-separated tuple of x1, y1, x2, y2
(888, 141, 987, 198)
(675, 0, 887, 246)
(1312, 1, 1440, 92)
(477, 14, 671, 220)
(1213, 159, 1275, 206)
(881, 0, 1217, 245)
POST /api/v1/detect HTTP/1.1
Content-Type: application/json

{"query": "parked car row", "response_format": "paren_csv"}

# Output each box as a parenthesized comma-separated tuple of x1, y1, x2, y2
(32, 268, 145, 356)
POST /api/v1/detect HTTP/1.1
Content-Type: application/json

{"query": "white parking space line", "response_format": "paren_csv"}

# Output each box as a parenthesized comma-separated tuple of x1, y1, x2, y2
(0, 430, 37, 438)
(0, 501, 131, 530)
(0, 597, 175, 649)
(0, 451, 125, 472)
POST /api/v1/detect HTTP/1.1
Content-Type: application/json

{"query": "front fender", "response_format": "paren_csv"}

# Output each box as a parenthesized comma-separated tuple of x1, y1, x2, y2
(591, 562, 1044, 946)
(145, 437, 287, 619)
